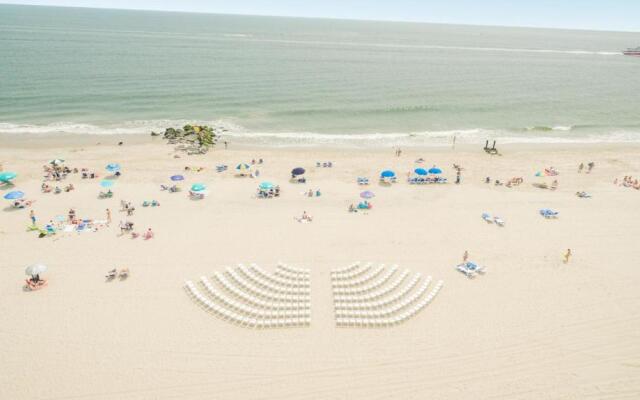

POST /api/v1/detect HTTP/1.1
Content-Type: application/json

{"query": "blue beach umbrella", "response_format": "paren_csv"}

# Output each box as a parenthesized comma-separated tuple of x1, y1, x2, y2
(236, 163, 251, 172)
(259, 182, 275, 190)
(100, 180, 114, 188)
(191, 183, 206, 192)
(106, 163, 121, 172)
(170, 175, 184, 182)
(4, 191, 24, 200)
(360, 190, 375, 199)
(414, 168, 428, 176)
(291, 167, 305, 176)
(428, 167, 442, 174)
(380, 170, 395, 178)
(0, 172, 17, 182)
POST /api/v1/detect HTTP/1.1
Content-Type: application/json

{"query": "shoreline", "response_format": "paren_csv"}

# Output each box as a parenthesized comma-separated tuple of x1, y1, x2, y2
(2, 132, 640, 153)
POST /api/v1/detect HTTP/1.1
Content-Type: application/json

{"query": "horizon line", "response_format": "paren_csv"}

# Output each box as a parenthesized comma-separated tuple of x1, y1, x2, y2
(1, 2, 639, 34)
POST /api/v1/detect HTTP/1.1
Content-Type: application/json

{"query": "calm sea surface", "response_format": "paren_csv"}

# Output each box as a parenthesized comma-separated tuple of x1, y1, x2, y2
(1, 4, 639, 145)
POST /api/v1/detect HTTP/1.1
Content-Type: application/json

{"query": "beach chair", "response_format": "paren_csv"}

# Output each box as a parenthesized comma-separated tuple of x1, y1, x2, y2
(494, 216, 505, 226)
(539, 209, 558, 219)
(105, 269, 117, 280)
(482, 213, 493, 223)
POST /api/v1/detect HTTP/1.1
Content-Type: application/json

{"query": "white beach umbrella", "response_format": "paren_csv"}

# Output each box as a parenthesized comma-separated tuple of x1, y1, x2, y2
(25, 263, 47, 277)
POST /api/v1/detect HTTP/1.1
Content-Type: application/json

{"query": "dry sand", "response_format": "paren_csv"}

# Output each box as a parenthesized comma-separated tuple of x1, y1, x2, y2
(1, 137, 639, 399)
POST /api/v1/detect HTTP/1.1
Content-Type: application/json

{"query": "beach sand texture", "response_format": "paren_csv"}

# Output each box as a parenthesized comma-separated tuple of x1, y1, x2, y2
(1, 141, 640, 399)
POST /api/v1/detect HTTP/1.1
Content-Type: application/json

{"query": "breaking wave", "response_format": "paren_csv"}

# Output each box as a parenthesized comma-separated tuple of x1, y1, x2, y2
(1, 121, 639, 147)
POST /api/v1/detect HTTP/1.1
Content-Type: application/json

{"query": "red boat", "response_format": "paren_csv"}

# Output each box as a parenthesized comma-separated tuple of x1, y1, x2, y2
(623, 47, 640, 56)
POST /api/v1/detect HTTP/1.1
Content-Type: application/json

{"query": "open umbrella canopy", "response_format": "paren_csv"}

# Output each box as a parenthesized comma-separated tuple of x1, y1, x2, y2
(236, 163, 251, 172)
(259, 181, 275, 190)
(428, 167, 442, 174)
(100, 180, 114, 188)
(360, 190, 375, 199)
(191, 183, 206, 192)
(106, 163, 121, 172)
(25, 263, 47, 276)
(291, 167, 305, 176)
(50, 159, 65, 165)
(414, 168, 428, 176)
(0, 172, 17, 182)
(4, 190, 24, 200)
(170, 175, 184, 182)
(380, 170, 395, 178)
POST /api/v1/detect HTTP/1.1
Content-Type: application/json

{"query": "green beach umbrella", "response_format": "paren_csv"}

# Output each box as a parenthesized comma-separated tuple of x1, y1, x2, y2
(259, 182, 275, 190)
(0, 172, 17, 182)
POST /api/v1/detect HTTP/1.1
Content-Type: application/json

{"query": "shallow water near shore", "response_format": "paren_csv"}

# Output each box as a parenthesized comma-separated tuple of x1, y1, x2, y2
(1, 4, 640, 145)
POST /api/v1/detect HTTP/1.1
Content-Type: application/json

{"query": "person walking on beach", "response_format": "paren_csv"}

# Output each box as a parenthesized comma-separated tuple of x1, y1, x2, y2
(563, 249, 572, 264)
(106, 208, 112, 224)
(578, 163, 584, 173)
(463, 250, 469, 263)
(224, 141, 228, 149)
(587, 162, 595, 173)
(29, 210, 36, 226)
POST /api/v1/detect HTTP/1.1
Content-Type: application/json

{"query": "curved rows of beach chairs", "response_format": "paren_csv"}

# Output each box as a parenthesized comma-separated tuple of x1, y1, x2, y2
(184, 262, 311, 328)
(331, 262, 443, 327)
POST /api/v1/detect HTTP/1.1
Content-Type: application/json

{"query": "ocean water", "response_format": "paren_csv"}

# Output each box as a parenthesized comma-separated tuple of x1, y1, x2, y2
(1, 4, 639, 146)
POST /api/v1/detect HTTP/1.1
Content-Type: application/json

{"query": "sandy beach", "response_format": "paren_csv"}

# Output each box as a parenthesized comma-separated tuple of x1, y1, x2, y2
(1, 137, 639, 399)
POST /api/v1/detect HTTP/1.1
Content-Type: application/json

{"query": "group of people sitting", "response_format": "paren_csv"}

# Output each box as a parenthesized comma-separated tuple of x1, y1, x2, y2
(160, 184, 181, 192)
(25, 274, 47, 291)
(316, 161, 333, 168)
(578, 162, 595, 173)
(295, 211, 313, 222)
(257, 186, 281, 199)
(11, 199, 35, 209)
(98, 189, 113, 198)
(41, 182, 74, 193)
(485, 177, 524, 187)
(305, 189, 321, 197)
(615, 176, 640, 190)
(105, 268, 130, 280)
(43, 165, 72, 181)
(120, 200, 136, 216)
(408, 176, 447, 184)
(349, 201, 372, 212)
(80, 168, 99, 179)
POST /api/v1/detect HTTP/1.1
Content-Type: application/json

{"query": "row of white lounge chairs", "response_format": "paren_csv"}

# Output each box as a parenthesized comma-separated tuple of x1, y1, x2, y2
(185, 263, 312, 328)
(184, 262, 443, 329)
(331, 262, 444, 327)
